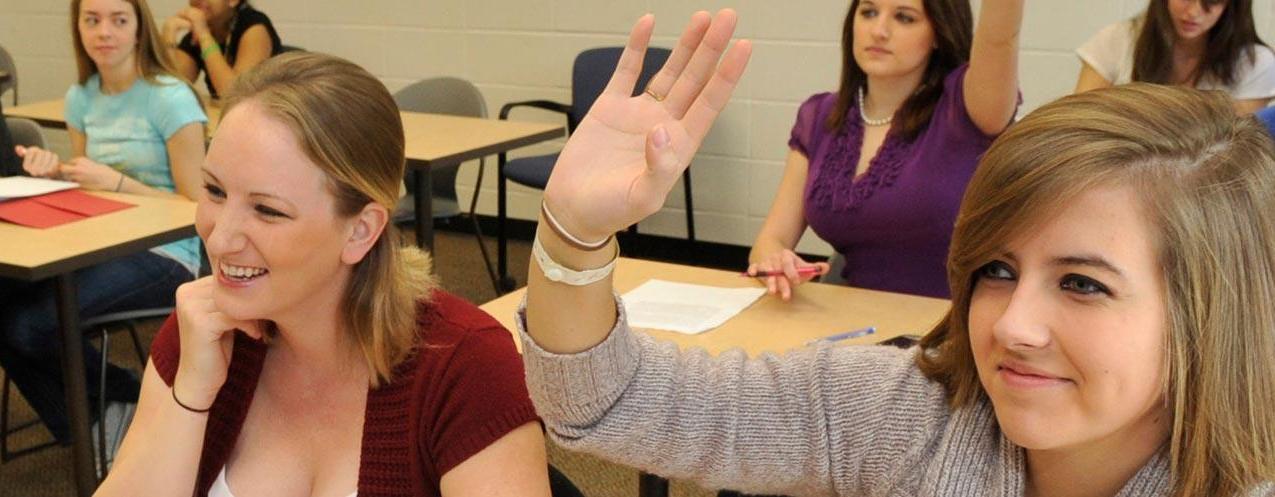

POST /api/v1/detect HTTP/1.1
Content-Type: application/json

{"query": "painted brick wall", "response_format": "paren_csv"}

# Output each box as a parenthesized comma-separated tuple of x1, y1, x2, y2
(3, 0, 1273, 254)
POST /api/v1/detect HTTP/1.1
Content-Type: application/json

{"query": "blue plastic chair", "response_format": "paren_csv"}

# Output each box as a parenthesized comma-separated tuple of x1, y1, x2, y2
(495, 47, 696, 291)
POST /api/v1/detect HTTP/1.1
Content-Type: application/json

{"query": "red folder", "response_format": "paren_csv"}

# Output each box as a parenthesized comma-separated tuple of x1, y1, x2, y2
(0, 190, 135, 228)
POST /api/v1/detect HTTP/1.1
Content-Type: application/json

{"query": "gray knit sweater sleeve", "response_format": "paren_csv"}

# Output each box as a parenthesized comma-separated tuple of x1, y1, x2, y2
(517, 297, 952, 496)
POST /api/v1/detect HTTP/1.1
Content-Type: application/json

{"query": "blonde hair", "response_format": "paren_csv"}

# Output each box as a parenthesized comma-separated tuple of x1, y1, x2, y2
(70, 0, 177, 86)
(222, 52, 435, 387)
(917, 83, 1275, 496)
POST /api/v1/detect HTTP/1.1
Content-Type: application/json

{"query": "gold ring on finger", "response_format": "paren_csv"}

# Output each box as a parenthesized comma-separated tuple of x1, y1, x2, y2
(644, 85, 666, 102)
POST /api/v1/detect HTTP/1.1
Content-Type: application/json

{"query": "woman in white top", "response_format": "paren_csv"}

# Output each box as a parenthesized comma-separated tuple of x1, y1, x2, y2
(1075, 0, 1275, 114)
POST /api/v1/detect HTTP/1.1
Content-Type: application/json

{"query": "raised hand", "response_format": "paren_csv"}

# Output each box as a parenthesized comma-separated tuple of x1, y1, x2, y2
(171, 277, 263, 411)
(541, 10, 751, 242)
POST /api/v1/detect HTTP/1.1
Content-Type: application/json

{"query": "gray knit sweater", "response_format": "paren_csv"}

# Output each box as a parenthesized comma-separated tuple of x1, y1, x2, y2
(519, 299, 1231, 497)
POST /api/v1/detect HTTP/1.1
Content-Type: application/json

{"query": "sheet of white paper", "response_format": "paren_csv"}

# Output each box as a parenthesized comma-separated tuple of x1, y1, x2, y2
(0, 177, 78, 201)
(622, 279, 766, 335)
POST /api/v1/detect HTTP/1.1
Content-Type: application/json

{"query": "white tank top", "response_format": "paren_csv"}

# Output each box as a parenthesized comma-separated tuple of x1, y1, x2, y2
(208, 466, 358, 497)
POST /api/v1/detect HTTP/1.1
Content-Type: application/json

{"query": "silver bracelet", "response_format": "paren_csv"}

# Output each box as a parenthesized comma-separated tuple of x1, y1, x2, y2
(532, 229, 618, 286)
(540, 201, 611, 250)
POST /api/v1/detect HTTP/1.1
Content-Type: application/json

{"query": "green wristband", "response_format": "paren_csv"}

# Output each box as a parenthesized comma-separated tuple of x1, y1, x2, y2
(200, 41, 221, 60)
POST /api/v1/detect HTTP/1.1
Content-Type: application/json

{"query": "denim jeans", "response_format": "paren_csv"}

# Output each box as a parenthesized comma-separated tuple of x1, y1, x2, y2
(0, 250, 192, 444)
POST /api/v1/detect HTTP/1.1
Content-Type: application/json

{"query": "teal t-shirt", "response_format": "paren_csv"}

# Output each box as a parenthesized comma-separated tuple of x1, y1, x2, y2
(65, 74, 207, 275)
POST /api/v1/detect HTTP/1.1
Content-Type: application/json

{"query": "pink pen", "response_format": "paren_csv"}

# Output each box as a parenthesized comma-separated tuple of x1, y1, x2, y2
(742, 266, 827, 278)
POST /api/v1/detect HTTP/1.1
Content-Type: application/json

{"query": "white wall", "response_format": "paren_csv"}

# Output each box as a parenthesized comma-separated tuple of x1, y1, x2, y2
(4, 0, 1274, 254)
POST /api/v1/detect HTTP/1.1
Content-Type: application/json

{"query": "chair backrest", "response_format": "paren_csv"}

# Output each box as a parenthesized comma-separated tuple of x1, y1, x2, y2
(5, 117, 45, 149)
(0, 45, 16, 105)
(393, 77, 487, 119)
(391, 77, 488, 217)
(569, 47, 671, 133)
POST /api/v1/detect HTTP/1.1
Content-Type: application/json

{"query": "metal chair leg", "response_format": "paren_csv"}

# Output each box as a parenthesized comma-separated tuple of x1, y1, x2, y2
(125, 323, 145, 366)
(467, 158, 502, 295)
(496, 152, 517, 292)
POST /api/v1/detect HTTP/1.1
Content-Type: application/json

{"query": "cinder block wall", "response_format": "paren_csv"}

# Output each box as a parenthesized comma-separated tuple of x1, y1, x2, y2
(4, 0, 1271, 254)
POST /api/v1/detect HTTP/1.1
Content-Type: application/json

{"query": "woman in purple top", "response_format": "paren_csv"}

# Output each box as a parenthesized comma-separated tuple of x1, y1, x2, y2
(748, 0, 1023, 299)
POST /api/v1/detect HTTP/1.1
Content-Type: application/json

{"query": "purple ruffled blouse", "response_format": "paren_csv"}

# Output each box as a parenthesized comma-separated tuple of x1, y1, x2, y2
(790, 64, 1000, 299)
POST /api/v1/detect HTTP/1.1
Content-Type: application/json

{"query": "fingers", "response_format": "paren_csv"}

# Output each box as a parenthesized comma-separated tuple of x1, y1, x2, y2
(629, 124, 681, 217)
(808, 262, 831, 281)
(20, 146, 61, 178)
(682, 38, 752, 142)
(643, 11, 712, 104)
(176, 277, 256, 338)
(602, 14, 656, 98)
(663, 9, 739, 117)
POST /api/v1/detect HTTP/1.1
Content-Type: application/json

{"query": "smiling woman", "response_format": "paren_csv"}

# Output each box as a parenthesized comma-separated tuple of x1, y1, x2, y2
(95, 53, 550, 497)
(514, 9, 1274, 495)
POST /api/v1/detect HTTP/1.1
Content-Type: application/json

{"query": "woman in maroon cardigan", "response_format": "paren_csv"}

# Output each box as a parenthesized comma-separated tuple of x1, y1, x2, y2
(96, 52, 549, 496)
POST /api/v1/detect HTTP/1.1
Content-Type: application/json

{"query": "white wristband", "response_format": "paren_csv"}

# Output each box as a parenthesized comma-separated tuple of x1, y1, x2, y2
(532, 230, 618, 286)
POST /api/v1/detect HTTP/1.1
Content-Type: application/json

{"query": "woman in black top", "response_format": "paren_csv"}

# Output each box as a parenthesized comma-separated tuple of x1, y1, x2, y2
(161, 0, 281, 98)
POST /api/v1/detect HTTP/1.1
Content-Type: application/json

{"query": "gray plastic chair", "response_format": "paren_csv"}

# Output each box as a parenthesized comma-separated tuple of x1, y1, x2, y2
(5, 117, 44, 149)
(392, 77, 501, 292)
(0, 45, 15, 105)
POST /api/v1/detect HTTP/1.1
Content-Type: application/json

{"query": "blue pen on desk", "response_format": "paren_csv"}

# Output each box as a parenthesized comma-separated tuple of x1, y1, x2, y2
(805, 326, 876, 346)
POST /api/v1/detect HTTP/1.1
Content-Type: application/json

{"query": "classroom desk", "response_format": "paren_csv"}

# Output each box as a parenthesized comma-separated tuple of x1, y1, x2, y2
(4, 99, 565, 250)
(0, 192, 197, 497)
(479, 257, 951, 497)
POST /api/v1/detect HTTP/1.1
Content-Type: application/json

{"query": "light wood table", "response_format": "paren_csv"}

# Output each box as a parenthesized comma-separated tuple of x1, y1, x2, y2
(0, 192, 196, 497)
(480, 257, 951, 355)
(480, 257, 951, 497)
(5, 100, 564, 250)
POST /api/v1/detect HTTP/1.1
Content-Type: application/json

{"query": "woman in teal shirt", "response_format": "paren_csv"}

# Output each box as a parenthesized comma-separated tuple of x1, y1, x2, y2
(0, 0, 205, 459)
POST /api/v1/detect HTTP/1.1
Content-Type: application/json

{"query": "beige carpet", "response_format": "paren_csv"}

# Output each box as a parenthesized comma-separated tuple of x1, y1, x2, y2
(0, 228, 718, 497)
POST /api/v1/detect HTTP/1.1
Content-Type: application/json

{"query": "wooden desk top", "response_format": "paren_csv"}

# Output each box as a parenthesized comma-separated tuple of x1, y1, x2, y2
(4, 99, 66, 129)
(0, 191, 197, 281)
(5, 99, 563, 166)
(480, 258, 952, 356)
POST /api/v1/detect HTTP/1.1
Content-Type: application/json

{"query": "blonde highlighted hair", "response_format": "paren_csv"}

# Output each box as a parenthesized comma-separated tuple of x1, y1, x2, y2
(917, 84, 1275, 496)
(221, 52, 435, 387)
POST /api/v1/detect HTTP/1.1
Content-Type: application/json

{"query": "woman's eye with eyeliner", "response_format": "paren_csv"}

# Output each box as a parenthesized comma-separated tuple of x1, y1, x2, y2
(255, 205, 287, 218)
(202, 183, 225, 198)
(976, 261, 1015, 281)
(1061, 275, 1111, 296)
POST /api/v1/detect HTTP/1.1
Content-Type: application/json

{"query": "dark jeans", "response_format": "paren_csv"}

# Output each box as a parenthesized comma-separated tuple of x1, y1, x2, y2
(0, 250, 191, 444)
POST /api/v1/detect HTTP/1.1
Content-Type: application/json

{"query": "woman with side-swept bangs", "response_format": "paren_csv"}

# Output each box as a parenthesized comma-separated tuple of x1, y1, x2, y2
(518, 9, 1275, 495)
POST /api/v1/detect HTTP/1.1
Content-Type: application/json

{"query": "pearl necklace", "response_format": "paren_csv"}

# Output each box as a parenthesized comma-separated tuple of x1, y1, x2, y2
(857, 87, 893, 126)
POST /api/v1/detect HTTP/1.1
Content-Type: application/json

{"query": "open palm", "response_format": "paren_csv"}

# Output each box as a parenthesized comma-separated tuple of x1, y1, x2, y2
(542, 10, 752, 242)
